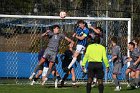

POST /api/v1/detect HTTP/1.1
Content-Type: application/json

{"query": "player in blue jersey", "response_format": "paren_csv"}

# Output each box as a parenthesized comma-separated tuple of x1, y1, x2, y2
(67, 20, 89, 71)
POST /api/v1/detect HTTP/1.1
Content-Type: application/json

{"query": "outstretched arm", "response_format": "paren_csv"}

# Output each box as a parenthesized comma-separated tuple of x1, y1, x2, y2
(41, 30, 50, 37)
(90, 26, 100, 34)
(65, 37, 74, 45)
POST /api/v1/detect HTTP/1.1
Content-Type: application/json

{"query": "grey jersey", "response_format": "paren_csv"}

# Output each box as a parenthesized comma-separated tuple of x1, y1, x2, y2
(47, 31, 65, 52)
(130, 48, 140, 62)
(112, 45, 121, 63)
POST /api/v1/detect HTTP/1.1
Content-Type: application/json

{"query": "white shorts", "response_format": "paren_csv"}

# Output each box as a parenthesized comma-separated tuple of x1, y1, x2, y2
(42, 67, 49, 77)
(76, 45, 85, 54)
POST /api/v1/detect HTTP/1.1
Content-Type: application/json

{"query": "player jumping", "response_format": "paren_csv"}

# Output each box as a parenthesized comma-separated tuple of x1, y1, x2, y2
(66, 20, 89, 72)
(29, 25, 74, 81)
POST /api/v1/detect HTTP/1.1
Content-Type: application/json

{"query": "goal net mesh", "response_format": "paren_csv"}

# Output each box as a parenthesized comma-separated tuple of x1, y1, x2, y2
(0, 15, 130, 84)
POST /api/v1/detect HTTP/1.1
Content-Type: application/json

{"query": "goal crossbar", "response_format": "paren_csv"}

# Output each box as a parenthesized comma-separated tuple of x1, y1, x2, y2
(0, 14, 131, 21)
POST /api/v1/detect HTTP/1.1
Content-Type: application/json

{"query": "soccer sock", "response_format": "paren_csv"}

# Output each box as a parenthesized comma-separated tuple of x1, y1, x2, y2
(86, 83, 91, 93)
(80, 60, 82, 67)
(98, 84, 104, 93)
(113, 78, 119, 86)
(68, 57, 77, 69)
(34, 78, 39, 81)
(125, 74, 130, 83)
(57, 76, 61, 80)
(33, 65, 41, 73)
(46, 68, 52, 78)
(130, 78, 135, 86)
(135, 78, 139, 86)
(63, 73, 69, 81)
(93, 78, 97, 83)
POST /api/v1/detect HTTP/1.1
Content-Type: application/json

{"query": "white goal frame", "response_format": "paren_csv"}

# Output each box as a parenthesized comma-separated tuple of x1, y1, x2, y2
(0, 14, 131, 83)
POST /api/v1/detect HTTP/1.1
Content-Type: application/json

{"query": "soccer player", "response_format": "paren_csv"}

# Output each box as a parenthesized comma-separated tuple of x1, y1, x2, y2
(109, 37, 122, 91)
(125, 42, 140, 88)
(132, 38, 140, 88)
(29, 25, 74, 80)
(30, 48, 46, 85)
(60, 43, 76, 87)
(31, 49, 61, 86)
(88, 26, 103, 44)
(67, 20, 89, 71)
(82, 36, 109, 93)
(41, 61, 61, 86)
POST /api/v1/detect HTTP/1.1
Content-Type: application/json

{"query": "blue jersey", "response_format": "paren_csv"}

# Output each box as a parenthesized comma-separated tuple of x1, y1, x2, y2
(75, 27, 89, 46)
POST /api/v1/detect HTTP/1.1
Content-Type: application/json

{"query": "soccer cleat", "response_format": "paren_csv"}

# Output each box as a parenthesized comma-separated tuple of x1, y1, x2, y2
(114, 86, 121, 91)
(135, 86, 139, 89)
(29, 73, 35, 80)
(30, 80, 35, 85)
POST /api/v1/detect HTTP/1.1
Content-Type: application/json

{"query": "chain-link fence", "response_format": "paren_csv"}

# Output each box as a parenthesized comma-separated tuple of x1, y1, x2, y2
(0, 15, 131, 85)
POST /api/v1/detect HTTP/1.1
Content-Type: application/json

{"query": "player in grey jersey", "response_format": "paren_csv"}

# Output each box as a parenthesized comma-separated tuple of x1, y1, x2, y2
(109, 37, 122, 91)
(29, 25, 74, 82)
(125, 42, 140, 88)
(132, 38, 140, 88)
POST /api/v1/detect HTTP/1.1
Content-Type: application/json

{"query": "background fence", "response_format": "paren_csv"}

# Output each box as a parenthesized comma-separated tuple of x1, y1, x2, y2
(0, 16, 131, 84)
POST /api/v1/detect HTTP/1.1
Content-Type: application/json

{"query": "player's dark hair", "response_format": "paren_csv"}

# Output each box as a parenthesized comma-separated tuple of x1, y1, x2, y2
(111, 37, 117, 44)
(96, 27, 103, 32)
(129, 42, 135, 48)
(77, 20, 85, 24)
(93, 36, 100, 44)
(53, 25, 60, 29)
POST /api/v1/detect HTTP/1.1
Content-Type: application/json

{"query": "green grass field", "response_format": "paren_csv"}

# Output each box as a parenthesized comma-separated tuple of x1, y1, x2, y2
(0, 84, 140, 93)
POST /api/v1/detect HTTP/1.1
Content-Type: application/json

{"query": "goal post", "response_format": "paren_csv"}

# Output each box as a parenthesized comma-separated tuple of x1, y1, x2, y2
(0, 14, 131, 84)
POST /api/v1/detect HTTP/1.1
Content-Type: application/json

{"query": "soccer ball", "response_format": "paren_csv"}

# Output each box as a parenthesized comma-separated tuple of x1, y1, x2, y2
(59, 11, 66, 18)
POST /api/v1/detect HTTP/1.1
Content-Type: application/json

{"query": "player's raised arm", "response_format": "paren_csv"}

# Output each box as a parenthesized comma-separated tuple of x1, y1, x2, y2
(41, 30, 51, 37)
(65, 36, 74, 45)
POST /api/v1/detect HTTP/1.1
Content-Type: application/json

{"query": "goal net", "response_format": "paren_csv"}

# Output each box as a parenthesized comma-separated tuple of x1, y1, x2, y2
(0, 14, 131, 85)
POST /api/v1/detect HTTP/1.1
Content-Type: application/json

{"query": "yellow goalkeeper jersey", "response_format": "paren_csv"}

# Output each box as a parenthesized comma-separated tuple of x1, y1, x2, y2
(82, 44, 109, 68)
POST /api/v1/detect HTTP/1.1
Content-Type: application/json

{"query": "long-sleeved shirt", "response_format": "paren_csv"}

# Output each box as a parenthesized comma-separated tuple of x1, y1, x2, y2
(82, 44, 109, 68)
